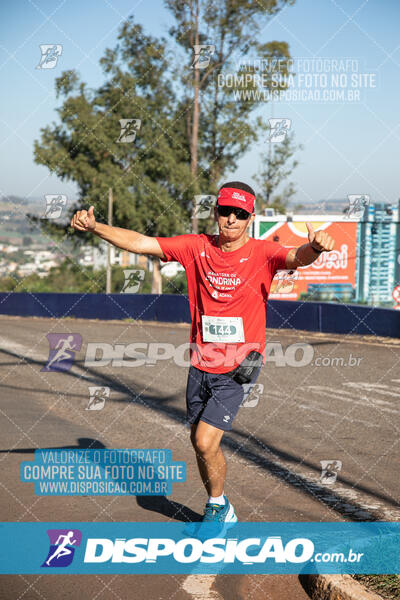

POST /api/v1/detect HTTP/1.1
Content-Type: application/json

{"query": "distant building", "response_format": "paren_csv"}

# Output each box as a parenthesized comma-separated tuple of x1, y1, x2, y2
(35, 250, 54, 262)
(289, 199, 349, 215)
(40, 260, 59, 271)
(17, 263, 37, 277)
(80, 241, 152, 271)
(4, 261, 17, 274)
(4, 245, 18, 253)
(264, 208, 276, 217)
(356, 200, 400, 304)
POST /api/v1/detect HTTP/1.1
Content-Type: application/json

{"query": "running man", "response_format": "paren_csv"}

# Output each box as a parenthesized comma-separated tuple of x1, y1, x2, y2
(44, 194, 65, 218)
(71, 181, 335, 524)
(45, 531, 77, 566)
(46, 335, 77, 369)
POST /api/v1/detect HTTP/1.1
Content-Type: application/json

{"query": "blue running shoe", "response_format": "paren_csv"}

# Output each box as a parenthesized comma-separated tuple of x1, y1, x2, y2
(183, 496, 237, 541)
(183, 496, 238, 540)
(202, 495, 237, 523)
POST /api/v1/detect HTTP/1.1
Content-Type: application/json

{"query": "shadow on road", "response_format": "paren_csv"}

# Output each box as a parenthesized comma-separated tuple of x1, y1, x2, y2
(136, 496, 201, 522)
(1, 346, 398, 522)
(0, 437, 106, 453)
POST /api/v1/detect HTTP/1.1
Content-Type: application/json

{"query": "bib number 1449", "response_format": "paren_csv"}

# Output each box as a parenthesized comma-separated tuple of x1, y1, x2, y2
(201, 316, 245, 343)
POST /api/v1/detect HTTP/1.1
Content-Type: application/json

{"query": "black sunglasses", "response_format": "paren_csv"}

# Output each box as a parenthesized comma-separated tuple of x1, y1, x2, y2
(217, 205, 251, 220)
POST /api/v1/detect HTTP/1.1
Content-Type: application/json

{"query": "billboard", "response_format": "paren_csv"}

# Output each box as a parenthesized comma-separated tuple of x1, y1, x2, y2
(253, 216, 358, 302)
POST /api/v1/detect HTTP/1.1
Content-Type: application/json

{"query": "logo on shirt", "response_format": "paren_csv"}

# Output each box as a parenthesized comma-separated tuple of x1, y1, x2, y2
(239, 257, 249, 263)
(206, 272, 241, 289)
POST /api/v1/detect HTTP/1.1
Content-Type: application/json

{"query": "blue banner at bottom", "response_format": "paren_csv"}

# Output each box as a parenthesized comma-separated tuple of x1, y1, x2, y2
(0, 522, 399, 574)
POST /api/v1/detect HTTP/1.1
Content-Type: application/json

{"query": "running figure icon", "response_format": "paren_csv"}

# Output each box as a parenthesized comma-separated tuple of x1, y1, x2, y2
(47, 335, 77, 369)
(42, 529, 82, 568)
(41, 333, 82, 372)
(45, 531, 77, 566)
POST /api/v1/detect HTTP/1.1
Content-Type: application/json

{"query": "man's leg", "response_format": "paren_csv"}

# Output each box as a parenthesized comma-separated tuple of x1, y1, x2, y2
(190, 420, 226, 496)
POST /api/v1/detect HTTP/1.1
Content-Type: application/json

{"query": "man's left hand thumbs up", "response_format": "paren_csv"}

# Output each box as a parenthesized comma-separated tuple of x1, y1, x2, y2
(306, 221, 335, 253)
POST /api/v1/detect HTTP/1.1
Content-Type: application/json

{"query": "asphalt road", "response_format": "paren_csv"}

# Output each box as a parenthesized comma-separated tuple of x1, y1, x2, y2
(1, 315, 399, 600)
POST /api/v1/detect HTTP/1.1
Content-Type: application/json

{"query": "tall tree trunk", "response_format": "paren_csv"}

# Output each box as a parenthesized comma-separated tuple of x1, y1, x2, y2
(152, 258, 162, 294)
(190, 0, 200, 234)
(209, 34, 224, 188)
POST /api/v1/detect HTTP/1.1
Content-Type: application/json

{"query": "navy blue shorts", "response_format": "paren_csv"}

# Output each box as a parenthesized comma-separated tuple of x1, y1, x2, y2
(185, 365, 262, 431)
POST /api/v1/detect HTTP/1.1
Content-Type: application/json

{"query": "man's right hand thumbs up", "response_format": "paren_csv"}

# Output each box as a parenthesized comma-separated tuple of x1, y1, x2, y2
(70, 205, 97, 232)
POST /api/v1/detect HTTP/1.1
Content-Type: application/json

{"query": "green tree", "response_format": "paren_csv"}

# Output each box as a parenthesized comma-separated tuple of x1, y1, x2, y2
(166, 0, 295, 232)
(255, 131, 303, 214)
(33, 6, 297, 296)
(0, 260, 189, 295)
(33, 20, 192, 293)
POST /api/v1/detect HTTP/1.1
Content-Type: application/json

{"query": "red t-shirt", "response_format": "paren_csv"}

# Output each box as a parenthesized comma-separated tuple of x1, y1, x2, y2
(156, 233, 291, 374)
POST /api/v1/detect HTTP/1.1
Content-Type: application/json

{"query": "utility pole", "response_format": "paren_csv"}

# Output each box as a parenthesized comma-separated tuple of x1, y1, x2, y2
(106, 187, 113, 294)
(266, 97, 274, 211)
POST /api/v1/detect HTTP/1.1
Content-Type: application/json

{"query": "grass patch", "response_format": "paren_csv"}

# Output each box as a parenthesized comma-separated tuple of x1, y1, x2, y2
(353, 575, 400, 599)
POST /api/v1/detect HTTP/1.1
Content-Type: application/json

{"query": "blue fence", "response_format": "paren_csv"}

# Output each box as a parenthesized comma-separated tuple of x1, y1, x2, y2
(0, 292, 399, 338)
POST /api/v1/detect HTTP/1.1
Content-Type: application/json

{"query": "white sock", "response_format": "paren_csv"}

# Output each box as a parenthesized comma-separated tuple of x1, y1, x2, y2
(208, 493, 225, 505)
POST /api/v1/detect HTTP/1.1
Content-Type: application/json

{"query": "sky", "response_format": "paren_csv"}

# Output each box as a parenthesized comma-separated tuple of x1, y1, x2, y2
(0, 0, 399, 206)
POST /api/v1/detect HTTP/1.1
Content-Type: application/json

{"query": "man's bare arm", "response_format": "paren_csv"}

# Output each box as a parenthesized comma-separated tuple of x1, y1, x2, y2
(286, 244, 323, 269)
(92, 222, 166, 258)
(285, 222, 335, 269)
(70, 206, 166, 259)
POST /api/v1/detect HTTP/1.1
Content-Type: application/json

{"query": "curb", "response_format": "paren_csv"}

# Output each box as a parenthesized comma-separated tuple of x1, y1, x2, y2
(300, 575, 384, 600)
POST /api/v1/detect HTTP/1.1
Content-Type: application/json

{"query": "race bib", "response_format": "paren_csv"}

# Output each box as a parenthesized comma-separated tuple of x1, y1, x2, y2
(201, 315, 245, 343)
